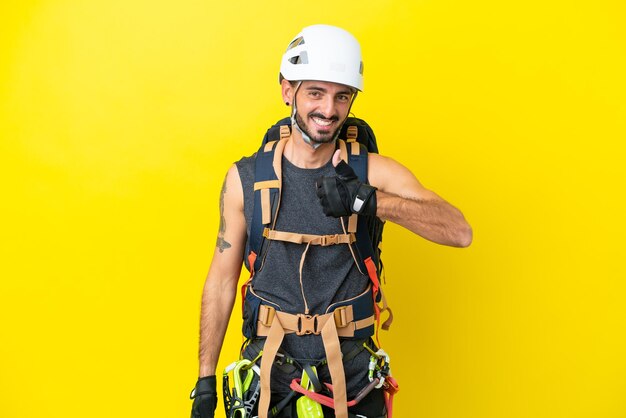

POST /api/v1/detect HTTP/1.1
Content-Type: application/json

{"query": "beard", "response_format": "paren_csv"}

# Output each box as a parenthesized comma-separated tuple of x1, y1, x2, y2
(295, 111, 342, 144)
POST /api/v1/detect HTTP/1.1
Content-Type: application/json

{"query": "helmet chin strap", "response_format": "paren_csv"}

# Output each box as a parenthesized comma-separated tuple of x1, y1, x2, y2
(290, 82, 359, 150)
(290, 82, 322, 150)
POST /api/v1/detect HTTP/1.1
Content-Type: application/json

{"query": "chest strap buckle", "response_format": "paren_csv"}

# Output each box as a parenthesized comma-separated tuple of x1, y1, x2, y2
(296, 314, 319, 335)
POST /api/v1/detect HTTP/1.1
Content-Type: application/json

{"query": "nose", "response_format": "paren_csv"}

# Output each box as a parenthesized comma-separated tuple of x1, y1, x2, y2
(319, 95, 336, 118)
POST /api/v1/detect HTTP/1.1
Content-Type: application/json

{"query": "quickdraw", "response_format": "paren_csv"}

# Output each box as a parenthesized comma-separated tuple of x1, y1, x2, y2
(222, 359, 261, 418)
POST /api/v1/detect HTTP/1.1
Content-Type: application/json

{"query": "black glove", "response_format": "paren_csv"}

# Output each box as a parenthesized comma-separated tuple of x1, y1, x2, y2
(316, 160, 377, 218)
(190, 376, 218, 418)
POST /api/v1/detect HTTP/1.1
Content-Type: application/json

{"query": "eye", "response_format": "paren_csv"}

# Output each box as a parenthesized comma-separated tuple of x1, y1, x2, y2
(308, 90, 321, 98)
(337, 94, 350, 102)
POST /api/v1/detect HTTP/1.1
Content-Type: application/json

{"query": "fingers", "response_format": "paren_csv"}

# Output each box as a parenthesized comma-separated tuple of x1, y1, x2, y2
(334, 160, 357, 180)
(315, 176, 349, 217)
(315, 177, 330, 213)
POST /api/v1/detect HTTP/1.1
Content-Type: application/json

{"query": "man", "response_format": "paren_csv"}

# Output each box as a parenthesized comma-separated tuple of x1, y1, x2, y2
(191, 24, 472, 418)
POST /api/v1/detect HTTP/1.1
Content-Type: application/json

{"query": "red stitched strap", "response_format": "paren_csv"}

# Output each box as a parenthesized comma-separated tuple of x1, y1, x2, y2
(384, 376, 399, 418)
(364, 256, 382, 346)
(241, 252, 257, 314)
(289, 379, 358, 409)
(289, 376, 389, 410)
(384, 376, 399, 395)
(289, 375, 399, 418)
(386, 392, 394, 418)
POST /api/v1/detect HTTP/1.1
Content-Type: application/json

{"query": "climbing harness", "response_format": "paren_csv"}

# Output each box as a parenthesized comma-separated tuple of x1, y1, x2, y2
(227, 118, 397, 418)
(225, 338, 392, 418)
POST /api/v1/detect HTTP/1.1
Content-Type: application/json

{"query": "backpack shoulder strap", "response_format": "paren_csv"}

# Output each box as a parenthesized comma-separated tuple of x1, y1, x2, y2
(339, 139, 390, 336)
(262, 117, 291, 145)
(248, 137, 288, 273)
(337, 139, 378, 271)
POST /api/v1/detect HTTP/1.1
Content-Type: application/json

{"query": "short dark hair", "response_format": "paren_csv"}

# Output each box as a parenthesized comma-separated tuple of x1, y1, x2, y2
(278, 73, 299, 87)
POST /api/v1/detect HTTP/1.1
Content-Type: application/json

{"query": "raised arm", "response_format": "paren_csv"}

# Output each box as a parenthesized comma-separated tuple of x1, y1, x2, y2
(316, 150, 472, 248)
(368, 153, 472, 247)
(198, 164, 247, 377)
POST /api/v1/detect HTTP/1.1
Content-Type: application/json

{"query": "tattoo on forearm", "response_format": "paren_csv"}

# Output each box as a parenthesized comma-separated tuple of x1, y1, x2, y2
(217, 177, 232, 252)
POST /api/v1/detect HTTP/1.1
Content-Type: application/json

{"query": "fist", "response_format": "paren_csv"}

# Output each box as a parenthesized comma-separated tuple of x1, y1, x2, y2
(315, 153, 377, 218)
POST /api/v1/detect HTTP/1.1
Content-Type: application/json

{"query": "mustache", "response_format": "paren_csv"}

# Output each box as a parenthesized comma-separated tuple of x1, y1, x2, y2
(309, 112, 339, 122)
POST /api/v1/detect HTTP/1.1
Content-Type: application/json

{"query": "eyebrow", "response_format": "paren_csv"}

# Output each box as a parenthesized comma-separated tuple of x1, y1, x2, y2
(304, 86, 355, 95)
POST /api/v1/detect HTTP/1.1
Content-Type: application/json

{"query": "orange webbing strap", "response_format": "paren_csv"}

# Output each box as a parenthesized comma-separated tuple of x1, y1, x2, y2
(255, 306, 375, 338)
(254, 180, 281, 190)
(260, 189, 271, 224)
(258, 315, 286, 418)
(272, 139, 287, 191)
(347, 214, 358, 233)
(255, 306, 374, 418)
(320, 315, 348, 418)
(346, 125, 358, 142)
(270, 138, 288, 230)
(254, 180, 280, 225)
(279, 125, 290, 140)
(350, 141, 360, 156)
(264, 140, 277, 153)
(263, 228, 356, 246)
(379, 290, 394, 331)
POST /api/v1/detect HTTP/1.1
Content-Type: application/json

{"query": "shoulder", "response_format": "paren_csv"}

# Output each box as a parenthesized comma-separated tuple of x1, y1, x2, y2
(367, 153, 409, 188)
(367, 153, 438, 200)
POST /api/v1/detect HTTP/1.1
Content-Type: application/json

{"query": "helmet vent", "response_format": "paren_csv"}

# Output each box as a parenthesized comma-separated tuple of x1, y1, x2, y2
(359, 61, 364, 75)
(288, 51, 308, 65)
(287, 36, 305, 50)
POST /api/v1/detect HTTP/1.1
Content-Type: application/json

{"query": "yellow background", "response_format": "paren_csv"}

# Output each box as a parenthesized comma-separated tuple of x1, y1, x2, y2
(1, 1, 625, 417)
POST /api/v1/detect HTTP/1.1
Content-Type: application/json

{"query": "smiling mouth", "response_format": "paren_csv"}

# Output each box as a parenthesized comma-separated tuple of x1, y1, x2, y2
(311, 116, 335, 128)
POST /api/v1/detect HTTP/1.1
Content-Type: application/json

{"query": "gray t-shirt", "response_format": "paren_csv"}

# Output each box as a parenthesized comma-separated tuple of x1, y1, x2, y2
(236, 154, 374, 396)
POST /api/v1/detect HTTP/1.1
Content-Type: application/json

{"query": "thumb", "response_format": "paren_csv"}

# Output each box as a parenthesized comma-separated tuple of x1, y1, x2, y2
(331, 149, 357, 179)
(331, 149, 342, 167)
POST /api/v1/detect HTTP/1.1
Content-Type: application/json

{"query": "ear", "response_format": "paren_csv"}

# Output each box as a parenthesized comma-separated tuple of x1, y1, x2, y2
(281, 79, 294, 106)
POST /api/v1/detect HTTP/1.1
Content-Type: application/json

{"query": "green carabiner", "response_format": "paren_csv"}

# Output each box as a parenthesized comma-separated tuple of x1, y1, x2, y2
(296, 366, 323, 418)
(228, 359, 254, 418)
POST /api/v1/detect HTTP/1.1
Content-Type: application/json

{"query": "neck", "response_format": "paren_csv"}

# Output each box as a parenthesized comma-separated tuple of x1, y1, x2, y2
(283, 130, 335, 169)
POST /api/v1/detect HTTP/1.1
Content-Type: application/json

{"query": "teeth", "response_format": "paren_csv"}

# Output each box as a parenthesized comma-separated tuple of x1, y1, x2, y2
(312, 117, 332, 126)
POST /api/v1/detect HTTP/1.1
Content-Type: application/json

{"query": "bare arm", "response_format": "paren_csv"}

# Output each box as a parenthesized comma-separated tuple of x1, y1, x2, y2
(198, 164, 247, 377)
(368, 153, 472, 248)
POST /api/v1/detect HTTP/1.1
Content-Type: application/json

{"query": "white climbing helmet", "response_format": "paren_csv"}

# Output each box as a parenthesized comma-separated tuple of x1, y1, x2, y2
(279, 25, 364, 91)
